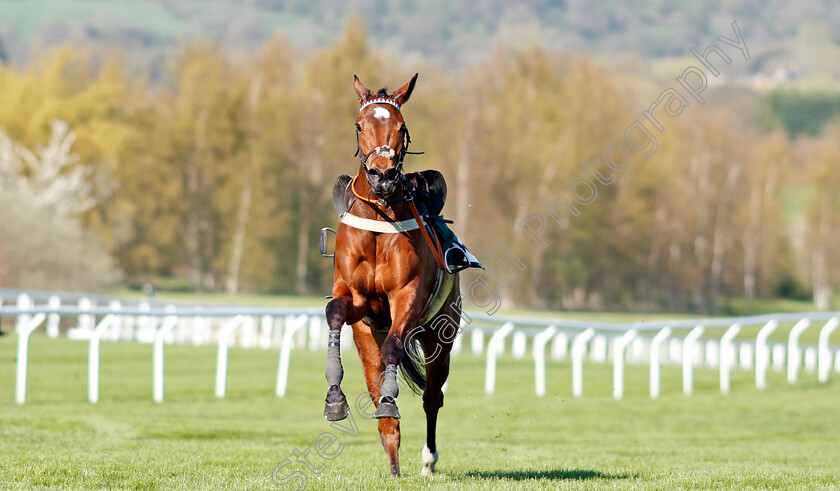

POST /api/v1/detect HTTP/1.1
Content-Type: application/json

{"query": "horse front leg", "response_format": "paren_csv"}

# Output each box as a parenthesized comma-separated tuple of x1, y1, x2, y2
(323, 290, 364, 421)
(372, 287, 419, 421)
(351, 321, 402, 477)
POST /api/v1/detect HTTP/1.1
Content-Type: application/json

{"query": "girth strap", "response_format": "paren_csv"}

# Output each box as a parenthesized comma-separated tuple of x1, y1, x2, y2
(340, 213, 421, 233)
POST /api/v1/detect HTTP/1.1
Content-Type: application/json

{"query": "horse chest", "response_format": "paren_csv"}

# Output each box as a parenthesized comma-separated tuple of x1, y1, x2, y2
(374, 236, 419, 290)
(344, 233, 420, 295)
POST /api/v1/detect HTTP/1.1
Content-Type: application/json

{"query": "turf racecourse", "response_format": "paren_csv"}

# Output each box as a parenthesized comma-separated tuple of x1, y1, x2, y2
(1, 335, 839, 490)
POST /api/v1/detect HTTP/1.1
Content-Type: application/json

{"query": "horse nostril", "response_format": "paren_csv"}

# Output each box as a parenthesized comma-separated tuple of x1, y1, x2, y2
(384, 169, 398, 181)
(368, 168, 383, 181)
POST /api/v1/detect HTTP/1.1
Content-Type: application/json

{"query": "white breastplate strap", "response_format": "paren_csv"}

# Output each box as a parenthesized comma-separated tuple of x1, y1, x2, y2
(340, 212, 422, 233)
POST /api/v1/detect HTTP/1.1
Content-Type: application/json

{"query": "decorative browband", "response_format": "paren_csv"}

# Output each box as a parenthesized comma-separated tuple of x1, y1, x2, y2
(360, 97, 401, 113)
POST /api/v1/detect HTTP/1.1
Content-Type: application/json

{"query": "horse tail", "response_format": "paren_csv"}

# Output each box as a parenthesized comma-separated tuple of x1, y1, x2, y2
(400, 328, 427, 395)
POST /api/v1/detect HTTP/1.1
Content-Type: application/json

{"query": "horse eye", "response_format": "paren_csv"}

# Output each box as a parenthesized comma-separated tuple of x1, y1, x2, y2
(355, 123, 362, 132)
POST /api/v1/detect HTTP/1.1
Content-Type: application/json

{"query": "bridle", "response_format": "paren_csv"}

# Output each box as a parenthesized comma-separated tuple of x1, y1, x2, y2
(354, 97, 422, 199)
(346, 97, 447, 270)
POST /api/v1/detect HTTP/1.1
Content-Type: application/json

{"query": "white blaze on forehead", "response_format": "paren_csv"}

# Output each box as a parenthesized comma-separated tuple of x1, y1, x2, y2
(373, 107, 390, 120)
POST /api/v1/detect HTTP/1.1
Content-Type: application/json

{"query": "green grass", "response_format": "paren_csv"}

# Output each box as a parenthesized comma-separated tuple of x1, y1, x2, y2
(2, 334, 839, 489)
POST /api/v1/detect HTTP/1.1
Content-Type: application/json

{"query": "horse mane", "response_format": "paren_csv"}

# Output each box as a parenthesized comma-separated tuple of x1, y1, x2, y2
(376, 87, 389, 98)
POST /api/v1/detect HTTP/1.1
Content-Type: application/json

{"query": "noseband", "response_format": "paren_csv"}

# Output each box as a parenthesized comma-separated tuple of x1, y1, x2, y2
(354, 98, 422, 189)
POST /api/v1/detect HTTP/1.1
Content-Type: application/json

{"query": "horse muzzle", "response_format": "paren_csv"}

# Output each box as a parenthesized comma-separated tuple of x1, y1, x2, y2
(366, 167, 401, 198)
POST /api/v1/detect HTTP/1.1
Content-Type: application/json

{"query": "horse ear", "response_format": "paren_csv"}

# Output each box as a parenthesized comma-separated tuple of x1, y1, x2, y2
(354, 75, 371, 103)
(392, 73, 418, 106)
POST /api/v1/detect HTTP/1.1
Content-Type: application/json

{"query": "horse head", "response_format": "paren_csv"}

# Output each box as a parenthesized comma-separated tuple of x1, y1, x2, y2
(353, 74, 418, 199)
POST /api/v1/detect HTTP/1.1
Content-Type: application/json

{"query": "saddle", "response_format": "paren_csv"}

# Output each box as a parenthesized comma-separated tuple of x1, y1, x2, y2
(332, 170, 446, 219)
(331, 171, 482, 274)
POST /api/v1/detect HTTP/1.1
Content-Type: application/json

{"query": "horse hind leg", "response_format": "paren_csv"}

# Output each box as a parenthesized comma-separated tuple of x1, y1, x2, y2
(420, 330, 450, 476)
(323, 298, 350, 421)
(420, 352, 448, 476)
(421, 444, 439, 476)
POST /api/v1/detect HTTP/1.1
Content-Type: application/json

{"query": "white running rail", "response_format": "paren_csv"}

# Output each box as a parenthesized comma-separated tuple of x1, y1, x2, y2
(3, 289, 840, 404)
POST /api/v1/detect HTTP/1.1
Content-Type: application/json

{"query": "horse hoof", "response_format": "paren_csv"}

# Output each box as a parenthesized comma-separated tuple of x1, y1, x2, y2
(324, 401, 350, 421)
(373, 398, 400, 419)
(420, 444, 439, 476)
(323, 385, 350, 421)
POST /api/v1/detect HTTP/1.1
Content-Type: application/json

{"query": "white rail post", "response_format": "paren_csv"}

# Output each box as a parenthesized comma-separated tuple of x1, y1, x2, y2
(78, 297, 94, 333)
(240, 316, 256, 348)
(308, 316, 322, 351)
(682, 326, 704, 395)
(16, 293, 32, 333)
(259, 315, 274, 349)
(650, 327, 672, 399)
(451, 323, 463, 355)
(190, 311, 206, 345)
(630, 337, 646, 364)
(668, 338, 683, 364)
(755, 319, 778, 389)
(276, 315, 309, 397)
(787, 318, 811, 384)
(15, 314, 47, 404)
(704, 340, 719, 368)
(108, 300, 123, 341)
(46, 295, 61, 338)
(613, 329, 637, 400)
(771, 344, 786, 371)
(739, 343, 754, 370)
(551, 332, 569, 360)
(532, 325, 557, 397)
(512, 331, 527, 359)
(719, 323, 741, 394)
(152, 316, 180, 403)
(137, 301, 152, 342)
(590, 335, 608, 362)
(175, 315, 189, 344)
(471, 328, 484, 356)
(804, 347, 817, 372)
(214, 315, 246, 398)
(88, 315, 116, 404)
(484, 322, 514, 394)
(571, 328, 596, 397)
(818, 317, 839, 383)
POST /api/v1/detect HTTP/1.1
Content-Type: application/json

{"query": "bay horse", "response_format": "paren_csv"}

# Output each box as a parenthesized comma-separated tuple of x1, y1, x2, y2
(323, 74, 461, 477)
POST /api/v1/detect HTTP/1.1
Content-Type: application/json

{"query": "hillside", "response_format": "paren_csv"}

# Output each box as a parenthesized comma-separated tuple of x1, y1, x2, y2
(2, 0, 840, 87)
